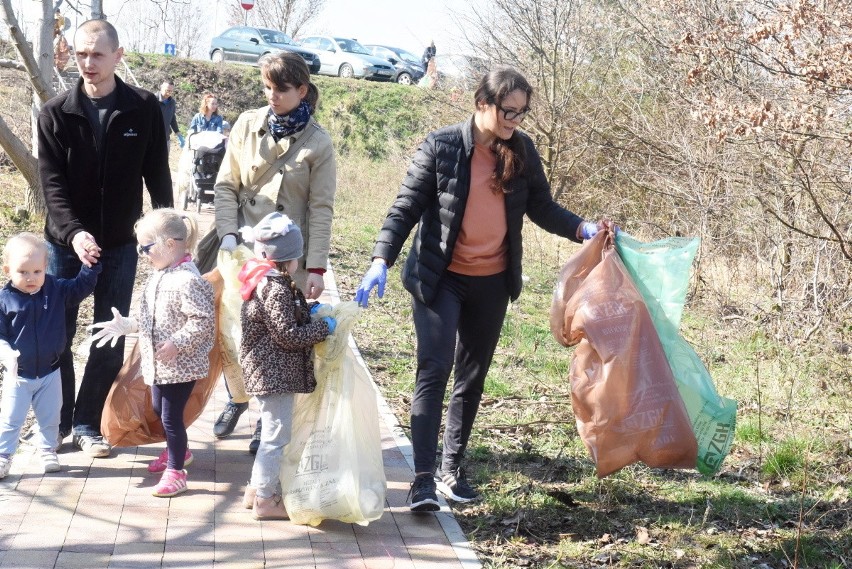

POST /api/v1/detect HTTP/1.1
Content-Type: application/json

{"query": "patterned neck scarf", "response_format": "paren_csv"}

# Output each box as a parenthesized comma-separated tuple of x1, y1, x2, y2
(266, 100, 312, 142)
(238, 258, 276, 300)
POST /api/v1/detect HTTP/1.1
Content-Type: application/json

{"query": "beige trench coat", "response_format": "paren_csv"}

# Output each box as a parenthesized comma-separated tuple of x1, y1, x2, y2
(213, 108, 336, 287)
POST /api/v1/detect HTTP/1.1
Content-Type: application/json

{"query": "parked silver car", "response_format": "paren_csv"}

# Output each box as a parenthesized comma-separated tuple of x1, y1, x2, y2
(296, 36, 394, 80)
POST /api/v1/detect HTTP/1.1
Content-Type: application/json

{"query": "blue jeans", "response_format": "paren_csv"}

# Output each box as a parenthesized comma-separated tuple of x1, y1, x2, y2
(48, 242, 138, 437)
(0, 369, 61, 455)
(410, 271, 510, 474)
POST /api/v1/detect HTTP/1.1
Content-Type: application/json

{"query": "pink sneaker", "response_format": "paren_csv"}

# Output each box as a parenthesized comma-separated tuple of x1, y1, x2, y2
(152, 468, 188, 497)
(148, 448, 193, 473)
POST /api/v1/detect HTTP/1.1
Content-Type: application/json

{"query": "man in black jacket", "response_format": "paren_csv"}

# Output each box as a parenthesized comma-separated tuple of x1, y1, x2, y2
(37, 19, 173, 458)
(157, 80, 184, 152)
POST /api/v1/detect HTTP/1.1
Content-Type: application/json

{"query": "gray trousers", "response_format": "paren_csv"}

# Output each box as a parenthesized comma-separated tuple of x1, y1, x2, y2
(250, 392, 295, 498)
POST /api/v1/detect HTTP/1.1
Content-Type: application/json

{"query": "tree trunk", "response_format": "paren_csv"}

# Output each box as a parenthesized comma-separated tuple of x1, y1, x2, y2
(0, 114, 42, 212)
(91, 0, 105, 20)
(0, 0, 55, 104)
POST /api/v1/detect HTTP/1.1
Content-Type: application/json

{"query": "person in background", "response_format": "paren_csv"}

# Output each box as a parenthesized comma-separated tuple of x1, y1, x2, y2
(237, 212, 335, 519)
(0, 233, 101, 479)
(212, 51, 336, 452)
(355, 66, 614, 512)
(89, 209, 214, 497)
(37, 18, 173, 459)
(188, 93, 223, 133)
(158, 80, 184, 152)
(421, 40, 436, 68)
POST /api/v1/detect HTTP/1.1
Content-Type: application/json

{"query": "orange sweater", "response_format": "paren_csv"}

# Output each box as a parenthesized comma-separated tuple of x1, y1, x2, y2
(447, 143, 507, 276)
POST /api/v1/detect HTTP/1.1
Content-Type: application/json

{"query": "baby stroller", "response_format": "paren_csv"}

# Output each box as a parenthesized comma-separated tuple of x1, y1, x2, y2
(182, 131, 226, 213)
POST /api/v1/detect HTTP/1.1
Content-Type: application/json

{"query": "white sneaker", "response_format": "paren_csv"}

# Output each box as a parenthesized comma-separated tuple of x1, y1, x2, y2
(41, 451, 61, 473)
(0, 456, 11, 479)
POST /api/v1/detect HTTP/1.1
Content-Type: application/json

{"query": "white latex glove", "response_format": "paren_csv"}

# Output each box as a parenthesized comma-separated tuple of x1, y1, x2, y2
(88, 307, 138, 348)
(0, 340, 19, 379)
(220, 234, 238, 252)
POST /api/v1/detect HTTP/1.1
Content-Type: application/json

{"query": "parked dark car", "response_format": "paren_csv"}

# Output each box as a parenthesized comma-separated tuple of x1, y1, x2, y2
(296, 36, 394, 80)
(363, 45, 425, 85)
(209, 26, 321, 73)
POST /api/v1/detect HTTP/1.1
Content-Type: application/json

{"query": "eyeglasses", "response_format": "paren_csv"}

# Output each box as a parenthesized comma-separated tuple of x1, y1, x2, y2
(136, 242, 157, 256)
(137, 238, 183, 255)
(497, 104, 530, 122)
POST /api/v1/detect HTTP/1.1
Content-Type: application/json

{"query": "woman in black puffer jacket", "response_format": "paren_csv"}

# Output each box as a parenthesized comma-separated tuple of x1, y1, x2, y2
(355, 66, 612, 512)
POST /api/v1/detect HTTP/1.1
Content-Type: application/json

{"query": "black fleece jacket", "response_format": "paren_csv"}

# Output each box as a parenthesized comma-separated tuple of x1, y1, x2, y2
(38, 76, 173, 249)
(372, 116, 584, 305)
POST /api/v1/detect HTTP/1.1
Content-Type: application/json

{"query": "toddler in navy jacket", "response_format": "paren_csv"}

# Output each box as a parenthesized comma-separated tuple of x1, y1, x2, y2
(0, 232, 100, 478)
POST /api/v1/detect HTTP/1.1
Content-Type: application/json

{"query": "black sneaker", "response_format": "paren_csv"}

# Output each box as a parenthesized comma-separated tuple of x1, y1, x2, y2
(248, 419, 262, 455)
(435, 466, 479, 502)
(213, 401, 248, 438)
(408, 473, 440, 512)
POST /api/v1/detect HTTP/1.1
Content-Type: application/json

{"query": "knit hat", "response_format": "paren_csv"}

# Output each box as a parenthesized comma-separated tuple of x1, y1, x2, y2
(239, 212, 303, 262)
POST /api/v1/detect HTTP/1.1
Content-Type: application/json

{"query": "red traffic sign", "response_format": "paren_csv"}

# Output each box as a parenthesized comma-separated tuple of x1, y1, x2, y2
(241, 0, 254, 9)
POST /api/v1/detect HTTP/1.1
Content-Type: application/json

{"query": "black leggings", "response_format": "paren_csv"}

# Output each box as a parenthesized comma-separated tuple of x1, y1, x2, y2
(410, 271, 510, 474)
(151, 381, 196, 470)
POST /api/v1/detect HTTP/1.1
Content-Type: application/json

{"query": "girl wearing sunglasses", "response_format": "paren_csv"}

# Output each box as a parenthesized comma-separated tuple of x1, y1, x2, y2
(90, 208, 215, 497)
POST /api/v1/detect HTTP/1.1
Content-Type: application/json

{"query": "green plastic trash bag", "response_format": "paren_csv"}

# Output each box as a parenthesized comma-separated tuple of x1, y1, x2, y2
(616, 233, 737, 476)
(614, 234, 699, 330)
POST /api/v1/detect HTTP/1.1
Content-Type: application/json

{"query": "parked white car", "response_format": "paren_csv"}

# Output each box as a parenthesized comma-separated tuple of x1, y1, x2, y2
(296, 36, 395, 80)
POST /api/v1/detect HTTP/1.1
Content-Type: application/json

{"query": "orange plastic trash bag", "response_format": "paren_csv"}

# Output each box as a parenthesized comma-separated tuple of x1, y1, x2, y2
(101, 269, 224, 447)
(550, 232, 697, 477)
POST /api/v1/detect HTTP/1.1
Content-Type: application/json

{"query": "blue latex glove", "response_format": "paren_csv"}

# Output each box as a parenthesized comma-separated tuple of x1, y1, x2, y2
(310, 303, 330, 315)
(177, 133, 185, 148)
(354, 260, 387, 308)
(322, 316, 337, 334)
(580, 221, 599, 240)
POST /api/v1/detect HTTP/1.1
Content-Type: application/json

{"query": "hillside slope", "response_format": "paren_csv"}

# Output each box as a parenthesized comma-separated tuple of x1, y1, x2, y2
(123, 53, 466, 161)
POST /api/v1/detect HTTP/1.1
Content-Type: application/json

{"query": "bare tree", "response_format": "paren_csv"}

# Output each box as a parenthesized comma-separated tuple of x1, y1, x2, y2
(1, 0, 117, 212)
(625, 0, 852, 330)
(225, 0, 326, 38)
(455, 0, 850, 340)
(0, 0, 57, 209)
(113, 0, 206, 58)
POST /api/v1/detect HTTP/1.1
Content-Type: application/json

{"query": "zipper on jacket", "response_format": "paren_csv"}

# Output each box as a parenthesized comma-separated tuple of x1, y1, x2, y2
(96, 106, 122, 245)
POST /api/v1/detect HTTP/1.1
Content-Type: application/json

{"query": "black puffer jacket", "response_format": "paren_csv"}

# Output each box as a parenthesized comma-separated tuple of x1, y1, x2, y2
(372, 117, 584, 305)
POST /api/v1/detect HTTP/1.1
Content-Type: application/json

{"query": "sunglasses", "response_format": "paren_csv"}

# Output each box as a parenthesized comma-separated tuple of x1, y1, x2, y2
(136, 242, 156, 255)
(137, 238, 183, 255)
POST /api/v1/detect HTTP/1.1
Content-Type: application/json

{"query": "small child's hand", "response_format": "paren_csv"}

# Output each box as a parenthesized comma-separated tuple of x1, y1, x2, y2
(322, 316, 337, 334)
(155, 339, 178, 363)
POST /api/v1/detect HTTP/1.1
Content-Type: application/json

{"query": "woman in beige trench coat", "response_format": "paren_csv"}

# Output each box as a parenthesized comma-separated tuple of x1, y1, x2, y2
(211, 51, 337, 448)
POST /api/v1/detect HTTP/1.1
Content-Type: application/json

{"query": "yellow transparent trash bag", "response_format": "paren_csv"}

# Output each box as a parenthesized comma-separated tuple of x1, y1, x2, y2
(281, 301, 387, 526)
(216, 246, 254, 404)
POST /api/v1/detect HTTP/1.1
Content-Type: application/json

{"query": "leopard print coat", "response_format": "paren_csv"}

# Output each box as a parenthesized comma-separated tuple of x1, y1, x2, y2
(240, 273, 329, 396)
(138, 261, 215, 386)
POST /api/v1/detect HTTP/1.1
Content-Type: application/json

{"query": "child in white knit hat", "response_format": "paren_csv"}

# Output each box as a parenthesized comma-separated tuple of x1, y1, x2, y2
(237, 211, 336, 520)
